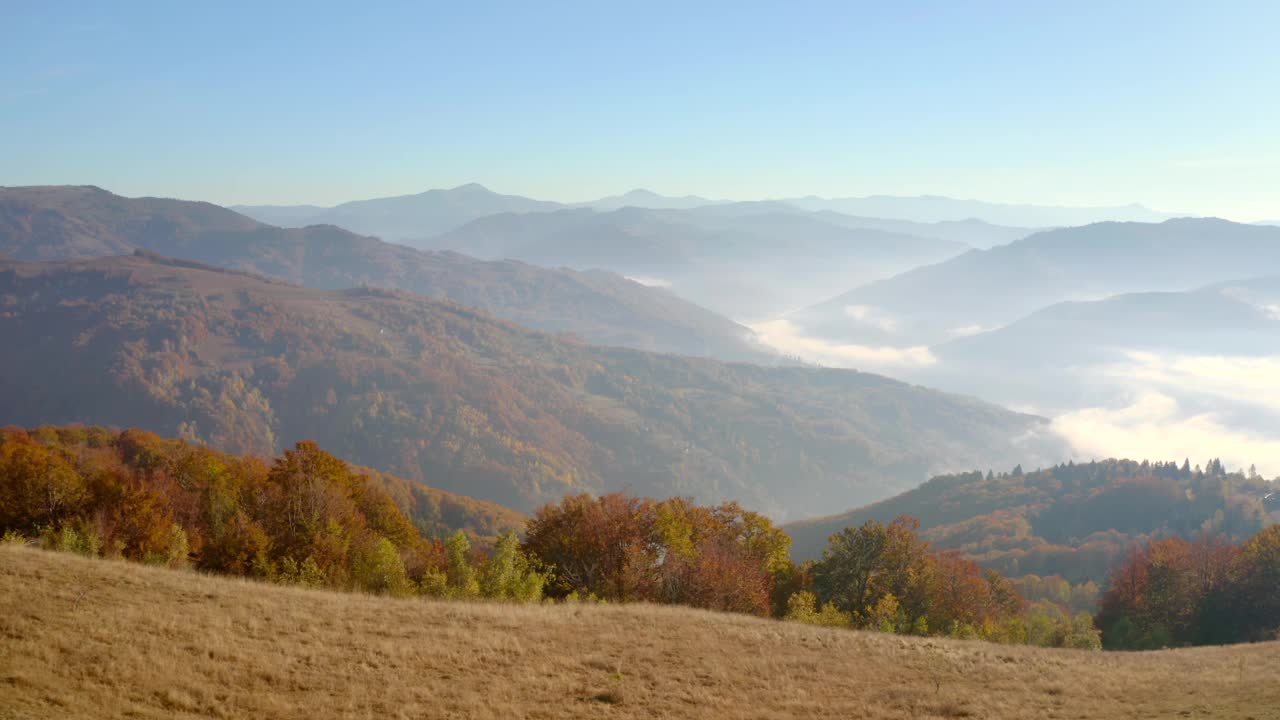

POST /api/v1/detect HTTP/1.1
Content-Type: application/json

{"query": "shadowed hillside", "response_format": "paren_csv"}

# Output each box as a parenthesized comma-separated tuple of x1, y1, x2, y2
(0, 253, 1062, 517)
(2, 546, 1278, 720)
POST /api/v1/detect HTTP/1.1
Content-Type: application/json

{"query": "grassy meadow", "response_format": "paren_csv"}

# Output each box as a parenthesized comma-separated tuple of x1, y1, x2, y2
(1, 545, 1276, 720)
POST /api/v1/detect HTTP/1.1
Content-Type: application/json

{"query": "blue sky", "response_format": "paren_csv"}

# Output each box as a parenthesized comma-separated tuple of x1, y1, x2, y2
(3, 1, 1278, 219)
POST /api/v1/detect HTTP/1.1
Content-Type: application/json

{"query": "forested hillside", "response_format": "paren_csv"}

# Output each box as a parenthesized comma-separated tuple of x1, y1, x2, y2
(786, 459, 1276, 582)
(0, 253, 1061, 516)
(1096, 526, 1280, 648)
(0, 426, 525, 585)
(0, 185, 775, 362)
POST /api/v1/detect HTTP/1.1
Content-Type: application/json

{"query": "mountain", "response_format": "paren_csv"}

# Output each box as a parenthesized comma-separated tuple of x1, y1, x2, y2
(0, 185, 774, 362)
(783, 194, 1176, 226)
(233, 183, 563, 240)
(812, 211, 1038, 249)
(896, 277, 1280, 451)
(0, 253, 1063, 517)
(936, 278, 1280, 364)
(785, 460, 1276, 582)
(427, 204, 968, 319)
(0, 185, 263, 259)
(793, 218, 1280, 347)
(579, 188, 719, 210)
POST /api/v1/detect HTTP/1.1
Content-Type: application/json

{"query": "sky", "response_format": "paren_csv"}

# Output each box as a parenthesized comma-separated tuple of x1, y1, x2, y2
(3, 1, 1279, 219)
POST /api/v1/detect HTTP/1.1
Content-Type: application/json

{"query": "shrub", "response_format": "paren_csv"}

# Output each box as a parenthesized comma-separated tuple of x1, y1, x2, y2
(784, 591, 852, 627)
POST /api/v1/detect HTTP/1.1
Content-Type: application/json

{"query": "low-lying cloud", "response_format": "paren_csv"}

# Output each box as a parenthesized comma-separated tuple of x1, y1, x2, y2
(625, 275, 672, 288)
(749, 318, 936, 369)
(1054, 391, 1280, 475)
(948, 324, 996, 338)
(842, 305, 898, 332)
(1051, 352, 1280, 476)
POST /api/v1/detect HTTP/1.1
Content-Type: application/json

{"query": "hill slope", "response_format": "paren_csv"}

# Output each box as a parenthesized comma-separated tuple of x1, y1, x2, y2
(785, 460, 1277, 581)
(3, 546, 1277, 720)
(794, 218, 1280, 346)
(0, 185, 773, 362)
(0, 253, 1061, 517)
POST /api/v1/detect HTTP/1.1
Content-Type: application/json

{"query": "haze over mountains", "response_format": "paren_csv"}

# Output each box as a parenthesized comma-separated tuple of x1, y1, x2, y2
(781, 195, 1174, 227)
(0, 186, 775, 362)
(425, 203, 971, 319)
(232, 183, 562, 241)
(0, 252, 1064, 517)
(4, 182, 1279, 505)
(234, 183, 1183, 240)
(792, 218, 1280, 348)
(753, 217, 1280, 477)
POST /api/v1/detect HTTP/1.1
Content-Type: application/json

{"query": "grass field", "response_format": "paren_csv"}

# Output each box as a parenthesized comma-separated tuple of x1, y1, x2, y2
(1, 545, 1277, 719)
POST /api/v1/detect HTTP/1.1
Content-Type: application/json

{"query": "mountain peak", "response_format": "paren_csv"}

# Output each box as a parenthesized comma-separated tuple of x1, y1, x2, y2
(447, 182, 493, 194)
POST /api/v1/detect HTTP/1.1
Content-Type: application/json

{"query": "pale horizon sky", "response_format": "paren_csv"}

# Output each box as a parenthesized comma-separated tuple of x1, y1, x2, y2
(4, 1, 1279, 221)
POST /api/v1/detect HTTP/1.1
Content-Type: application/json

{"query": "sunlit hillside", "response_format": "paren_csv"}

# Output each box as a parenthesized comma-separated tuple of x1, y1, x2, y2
(2, 545, 1277, 720)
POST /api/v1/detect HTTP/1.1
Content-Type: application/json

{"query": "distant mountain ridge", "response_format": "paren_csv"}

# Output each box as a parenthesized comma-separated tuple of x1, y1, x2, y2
(231, 183, 1168, 242)
(935, 277, 1280, 366)
(0, 252, 1065, 518)
(0, 185, 775, 362)
(426, 203, 971, 319)
(234, 183, 563, 240)
(793, 218, 1280, 346)
(783, 194, 1176, 226)
(574, 188, 720, 210)
(901, 275, 1280, 422)
(811, 212, 1037, 249)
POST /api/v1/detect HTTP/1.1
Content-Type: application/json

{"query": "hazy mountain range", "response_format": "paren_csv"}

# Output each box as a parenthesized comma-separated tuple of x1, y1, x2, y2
(232, 183, 1170, 245)
(575, 188, 720, 211)
(0, 186, 776, 362)
(791, 218, 1280, 347)
(903, 277, 1280, 457)
(232, 183, 562, 241)
(0, 252, 1064, 517)
(934, 278, 1280, 369)
(424, 203, 973, 319)
(7, 182, 1277, 507)
(782, 194, 1174, 226)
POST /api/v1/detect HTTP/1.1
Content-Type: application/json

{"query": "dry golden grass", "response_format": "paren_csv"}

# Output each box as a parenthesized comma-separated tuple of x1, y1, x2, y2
(1, 546, 1277, 720)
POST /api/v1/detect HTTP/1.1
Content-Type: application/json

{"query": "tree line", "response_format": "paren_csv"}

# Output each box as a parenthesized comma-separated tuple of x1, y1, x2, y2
(1096, 527, 1280, 649)
(7, 425, 1275, 650)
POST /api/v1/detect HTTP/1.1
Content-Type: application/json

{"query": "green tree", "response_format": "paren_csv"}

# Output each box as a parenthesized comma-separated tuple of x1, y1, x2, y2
(479, 531, 546, 601)
(784, 591, 851, 627)
(445, 530, 480, 598)
(351, 536, 414, 597)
